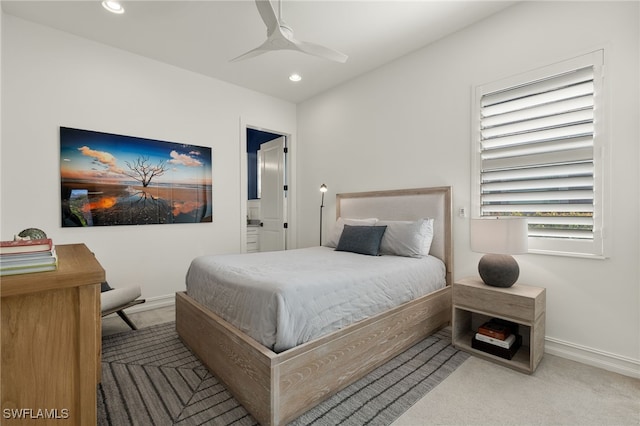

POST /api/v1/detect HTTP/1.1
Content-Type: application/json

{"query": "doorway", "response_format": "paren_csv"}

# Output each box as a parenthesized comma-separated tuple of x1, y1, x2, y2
(245, 128, 288, 252)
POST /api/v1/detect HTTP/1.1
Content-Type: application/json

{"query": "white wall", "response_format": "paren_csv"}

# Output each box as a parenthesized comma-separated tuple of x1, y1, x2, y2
(1, 15, 296, 306)
(297, 1, 639, 376)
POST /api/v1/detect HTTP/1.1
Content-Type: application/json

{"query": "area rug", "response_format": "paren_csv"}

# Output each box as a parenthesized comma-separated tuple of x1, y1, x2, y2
(98, 322, 468, 425)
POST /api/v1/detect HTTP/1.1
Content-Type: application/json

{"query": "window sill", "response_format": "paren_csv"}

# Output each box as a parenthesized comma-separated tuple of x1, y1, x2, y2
(528, 248, 607, 260)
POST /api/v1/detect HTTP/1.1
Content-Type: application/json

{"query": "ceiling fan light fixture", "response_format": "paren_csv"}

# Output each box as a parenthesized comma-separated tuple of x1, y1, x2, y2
(289, 73, 302, 82)
(102, 1, 125, 14)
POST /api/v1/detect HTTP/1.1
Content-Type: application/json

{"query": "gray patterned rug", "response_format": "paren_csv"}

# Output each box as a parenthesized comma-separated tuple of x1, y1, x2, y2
(98, 322, 468, 425)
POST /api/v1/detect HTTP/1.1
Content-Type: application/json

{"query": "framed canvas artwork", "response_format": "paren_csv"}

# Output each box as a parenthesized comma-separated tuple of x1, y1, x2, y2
(60, 127, 212, 227)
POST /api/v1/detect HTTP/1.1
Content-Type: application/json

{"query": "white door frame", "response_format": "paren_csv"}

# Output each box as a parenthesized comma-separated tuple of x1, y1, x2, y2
(239, 118, 296, 253)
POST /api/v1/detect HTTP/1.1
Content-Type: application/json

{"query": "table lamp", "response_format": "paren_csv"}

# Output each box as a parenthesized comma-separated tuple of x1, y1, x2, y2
(470, 217, 528, 287)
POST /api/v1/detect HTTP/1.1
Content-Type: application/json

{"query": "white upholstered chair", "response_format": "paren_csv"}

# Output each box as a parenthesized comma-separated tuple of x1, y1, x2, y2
(100, 283, 145, 330)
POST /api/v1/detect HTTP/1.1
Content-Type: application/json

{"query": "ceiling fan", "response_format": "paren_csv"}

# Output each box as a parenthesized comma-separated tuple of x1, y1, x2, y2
(231, 0, 348, 63)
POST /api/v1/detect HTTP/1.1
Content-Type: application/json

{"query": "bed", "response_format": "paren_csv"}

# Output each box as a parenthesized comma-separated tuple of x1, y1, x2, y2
(176, 186, 453, 425)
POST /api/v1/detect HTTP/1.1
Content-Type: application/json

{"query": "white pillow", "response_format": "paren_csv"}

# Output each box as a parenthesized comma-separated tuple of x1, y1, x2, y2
(324, 217, 378, 248)
(377, 218, 434, 258)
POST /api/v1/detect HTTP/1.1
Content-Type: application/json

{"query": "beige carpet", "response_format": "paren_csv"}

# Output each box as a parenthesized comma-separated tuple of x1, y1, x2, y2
(393, 353, 640, 426)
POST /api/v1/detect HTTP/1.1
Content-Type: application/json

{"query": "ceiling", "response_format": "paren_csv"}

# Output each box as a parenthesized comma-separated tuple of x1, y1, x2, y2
(1, 0, 516, 103)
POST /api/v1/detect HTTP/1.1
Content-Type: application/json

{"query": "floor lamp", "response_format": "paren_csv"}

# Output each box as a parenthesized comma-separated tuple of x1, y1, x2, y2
(319, 184, 327, 245)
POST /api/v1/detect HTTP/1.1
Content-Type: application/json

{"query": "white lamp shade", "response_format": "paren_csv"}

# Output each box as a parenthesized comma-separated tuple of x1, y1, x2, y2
(470, 217, 528, 254)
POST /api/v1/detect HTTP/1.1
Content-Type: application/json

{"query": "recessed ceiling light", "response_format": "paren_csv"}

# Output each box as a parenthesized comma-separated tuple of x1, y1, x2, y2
(289, 74, 302, 82)
(102, 1, 125, 14)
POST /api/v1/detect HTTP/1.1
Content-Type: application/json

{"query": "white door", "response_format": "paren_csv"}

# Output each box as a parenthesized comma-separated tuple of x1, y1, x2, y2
(258, 137, 287, 251)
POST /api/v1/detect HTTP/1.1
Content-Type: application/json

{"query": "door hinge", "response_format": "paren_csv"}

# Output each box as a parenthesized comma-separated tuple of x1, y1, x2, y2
(284, 147, 288, 154)
(284, 185, 288, 191)
(284, 223, 288, 229)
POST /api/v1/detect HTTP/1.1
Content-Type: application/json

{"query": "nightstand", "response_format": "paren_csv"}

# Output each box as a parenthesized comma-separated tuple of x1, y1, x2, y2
(452, 277, 546, 374)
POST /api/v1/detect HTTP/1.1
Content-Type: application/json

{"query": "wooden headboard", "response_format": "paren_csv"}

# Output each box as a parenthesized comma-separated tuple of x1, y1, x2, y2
(336, 186, 453, 285)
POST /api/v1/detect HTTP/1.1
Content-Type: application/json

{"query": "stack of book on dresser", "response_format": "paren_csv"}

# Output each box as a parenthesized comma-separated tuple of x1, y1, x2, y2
(0, 238, 58, 276)
(472, 318, 522, 360)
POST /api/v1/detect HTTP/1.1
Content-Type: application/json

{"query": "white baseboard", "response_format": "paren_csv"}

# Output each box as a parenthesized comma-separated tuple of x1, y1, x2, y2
(124, 293, 175, 314)
(545, 337, 640, 379)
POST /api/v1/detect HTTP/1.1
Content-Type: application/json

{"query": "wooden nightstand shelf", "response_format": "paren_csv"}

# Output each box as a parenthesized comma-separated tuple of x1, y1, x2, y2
(452, 277, 546, 374)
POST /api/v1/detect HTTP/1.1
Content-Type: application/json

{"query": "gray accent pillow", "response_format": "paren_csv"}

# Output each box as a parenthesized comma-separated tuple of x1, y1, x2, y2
(325, 217, 378, 248)
(335, 225, 388, 256)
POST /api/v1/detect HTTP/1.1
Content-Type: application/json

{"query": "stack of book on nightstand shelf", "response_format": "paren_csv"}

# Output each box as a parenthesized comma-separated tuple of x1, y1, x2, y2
(0, 238, 58, 276)
(472, 318, 522, 360)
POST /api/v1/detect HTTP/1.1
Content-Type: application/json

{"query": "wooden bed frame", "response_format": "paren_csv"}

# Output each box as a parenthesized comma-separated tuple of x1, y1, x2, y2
(176, 186, 453, 425)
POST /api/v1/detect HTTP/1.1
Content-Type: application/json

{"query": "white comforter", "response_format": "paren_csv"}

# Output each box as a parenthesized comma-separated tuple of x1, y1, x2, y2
(185, 246, 446, 352)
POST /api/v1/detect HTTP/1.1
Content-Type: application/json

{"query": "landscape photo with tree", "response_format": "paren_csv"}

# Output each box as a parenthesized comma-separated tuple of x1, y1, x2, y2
(60, 127, 213, 227)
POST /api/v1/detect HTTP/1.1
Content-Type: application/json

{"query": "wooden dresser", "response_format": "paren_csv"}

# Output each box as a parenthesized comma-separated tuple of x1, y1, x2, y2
(1, 244, 104, 425)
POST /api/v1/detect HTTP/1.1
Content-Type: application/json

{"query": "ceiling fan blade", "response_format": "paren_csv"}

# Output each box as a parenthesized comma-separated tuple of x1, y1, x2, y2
(231, 26, 293, 62)
(254, 0, 279, 34)
(293, 40, 349, 63)
(230, 42, 270, 62)
(230, 0, 278, 62)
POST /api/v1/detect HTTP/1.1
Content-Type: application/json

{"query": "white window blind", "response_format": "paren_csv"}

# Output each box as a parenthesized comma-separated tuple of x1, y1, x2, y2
(473, 50, 607, 258)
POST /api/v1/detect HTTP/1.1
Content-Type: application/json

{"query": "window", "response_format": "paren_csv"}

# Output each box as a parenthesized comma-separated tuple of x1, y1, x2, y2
(472, 50, 607, 258)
